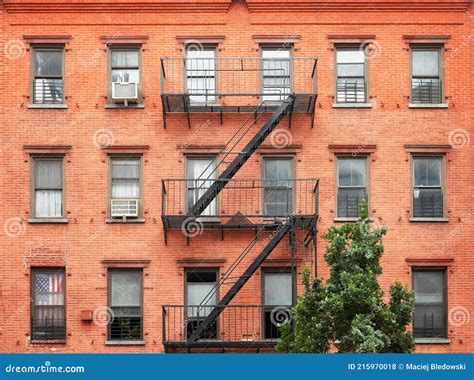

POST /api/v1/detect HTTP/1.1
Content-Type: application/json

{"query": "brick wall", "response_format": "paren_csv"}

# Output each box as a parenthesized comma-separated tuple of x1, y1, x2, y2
(0, 0, 472, 353)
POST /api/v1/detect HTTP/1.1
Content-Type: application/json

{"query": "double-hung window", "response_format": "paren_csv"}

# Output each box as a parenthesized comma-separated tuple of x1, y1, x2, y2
(412, 156, 444, 218)
(110, 157, 141, 219)
(32, 46, 64, 104)
(110, 48, 141, 102)
(186, 157, 217, 216)
(263, 157, 294, 217)
(32, 157, 64, 219)
(336, 157, 367, 218)
(335, 47, 367, 103)
(108, 269, 143, 341)
(31, 268, 66, 341)
(413, 268, 447, 338)
(185, 46, 217, 104)
(261, 47, 292, 102)
(411, 47, 443, 104)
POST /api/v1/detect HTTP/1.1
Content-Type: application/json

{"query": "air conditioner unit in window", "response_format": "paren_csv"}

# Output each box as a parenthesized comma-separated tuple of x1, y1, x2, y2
(112, 82, 138, 101)
(111, 199, 139, 218)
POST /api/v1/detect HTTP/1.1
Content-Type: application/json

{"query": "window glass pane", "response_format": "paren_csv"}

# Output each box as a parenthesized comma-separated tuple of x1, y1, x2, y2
(414, 271, 444, 303)
(337, 49, 365, 64)
(111, 69, 139, 83)
(186, 49, 216, 74)
(186, 270, 217, 317)
(338, 158, 366, 187)
(413, 158, 441, 187)
(337, 63, 365, 77)
(35, 160, 63, 189)
(112, 183, 140, 198)
(187, 158, 215, 182)
(264, 159, 292, 180)
(110, 271, 141, 307)
(112, 159, 140, 179)
(35, 51, 62, 77)
(262, 49, 291, 59)
(34, 271, 65, 306)
(412, 50, 439, 77)
(264, 272, 292, 305)
(111, 50, 139, 68)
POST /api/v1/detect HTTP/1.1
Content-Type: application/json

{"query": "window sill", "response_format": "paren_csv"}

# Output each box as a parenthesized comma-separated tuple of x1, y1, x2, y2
(27, 104, 68, 109)
(332, 102, 373, 109)
(105, 340, 145, 346)
(409, 103, 448, 109)
(105, 103, 145, 109)
(334, 217, 359, 222)
(414, 338, 450, 344)
(105, 218, 145, 224)
(30, 340, 67, 344)
(409, 217, 449, 223)
(28, 218, 68, 224)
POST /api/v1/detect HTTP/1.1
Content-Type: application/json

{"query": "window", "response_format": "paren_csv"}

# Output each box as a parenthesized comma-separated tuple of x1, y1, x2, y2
(185, 46, 216, 103)
(337, 157, 367, 218)
(31, 268, 66, 341)
(413, 268, 447, 338)
(412, 156, 444, 218)
(185, 269, 218, 340)
(31, 46, 64, 104)
(110, 48, 141, 102)
(109, 157, 141, 218)
(263, 157, 294, 217)
(186, 157, 217, 216)
(32, 157, 64, 219)
(411, 47, 443, 104)
(108, 269, 143, 341)
(261, 47, 292, 101)
(335, 47, 367, 103)
(262, 269, 293, 339)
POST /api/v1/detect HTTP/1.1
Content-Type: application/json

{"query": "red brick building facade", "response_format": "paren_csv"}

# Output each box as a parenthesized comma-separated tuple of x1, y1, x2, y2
(0, 0, 472, 353)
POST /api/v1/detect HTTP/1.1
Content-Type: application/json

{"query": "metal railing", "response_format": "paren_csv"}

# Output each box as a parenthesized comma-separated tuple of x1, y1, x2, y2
(160, 57, 317, 98)
(162, 178, 319, 225)
(31, 317, 66, 341)
(163, 305, 292, 345)
(411, 78, 442, 104)
(33, 78, 64, 104)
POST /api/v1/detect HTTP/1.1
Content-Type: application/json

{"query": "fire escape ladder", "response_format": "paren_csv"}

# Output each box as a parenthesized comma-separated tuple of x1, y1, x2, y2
(187, 220, 294, 343)
(186, 95, 295, 219)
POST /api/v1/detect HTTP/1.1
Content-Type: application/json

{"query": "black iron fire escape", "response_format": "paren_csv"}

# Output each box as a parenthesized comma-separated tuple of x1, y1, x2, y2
(181, 95, 298, 343)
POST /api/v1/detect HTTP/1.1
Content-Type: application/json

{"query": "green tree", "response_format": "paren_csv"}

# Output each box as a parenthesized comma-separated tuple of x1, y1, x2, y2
(277, 202, 415, 353)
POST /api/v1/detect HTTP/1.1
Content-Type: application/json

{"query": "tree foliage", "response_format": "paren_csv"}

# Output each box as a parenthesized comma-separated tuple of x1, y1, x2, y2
(277, 202, 415, 353)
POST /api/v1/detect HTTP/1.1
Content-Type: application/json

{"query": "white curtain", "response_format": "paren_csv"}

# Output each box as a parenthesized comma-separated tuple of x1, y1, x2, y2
(264, 273, 292, 306)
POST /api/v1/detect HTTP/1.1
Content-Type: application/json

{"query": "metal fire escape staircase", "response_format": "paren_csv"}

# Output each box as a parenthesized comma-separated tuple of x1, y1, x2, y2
(184, 95, 296, 343)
